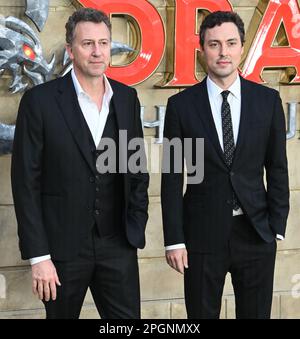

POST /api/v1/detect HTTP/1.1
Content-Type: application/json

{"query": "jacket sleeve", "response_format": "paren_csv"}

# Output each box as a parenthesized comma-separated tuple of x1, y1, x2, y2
(126, 90, 149, 246)
(265, 91, 290, 237)
(11, 91, 49, 260)
(161, 98, 185, 246)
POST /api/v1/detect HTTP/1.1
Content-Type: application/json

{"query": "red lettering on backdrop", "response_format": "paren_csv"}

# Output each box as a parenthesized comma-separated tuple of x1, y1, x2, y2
(242, 0, 300, 84)
(164, 0, 233, 87)
(77, 0, 165, 85)
(76, 0, 300, 86)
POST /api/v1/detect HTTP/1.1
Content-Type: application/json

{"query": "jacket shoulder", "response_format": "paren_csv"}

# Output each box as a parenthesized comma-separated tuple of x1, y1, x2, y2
(168, 82, 203, 104)
(241, 77, 279, 98)
(107, 77, 137, 95)
(23, 76, 62, 99)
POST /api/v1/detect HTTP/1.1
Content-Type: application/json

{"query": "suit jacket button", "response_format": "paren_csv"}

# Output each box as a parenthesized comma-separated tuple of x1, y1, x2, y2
(96, 187, 100, 192)
(94, 210, 100, 215)
(226, 199, 231, 205)
(89, 177, 95, 183)
(230, 171, 234, 176)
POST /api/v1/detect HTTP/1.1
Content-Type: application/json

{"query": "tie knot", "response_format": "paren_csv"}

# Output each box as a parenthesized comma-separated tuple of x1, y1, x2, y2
(221, 90, 230, 101)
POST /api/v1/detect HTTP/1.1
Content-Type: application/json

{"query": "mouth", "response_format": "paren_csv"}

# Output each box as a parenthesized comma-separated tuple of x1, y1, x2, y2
(217, 60, 231, 66)
(89, 61, 105, 65)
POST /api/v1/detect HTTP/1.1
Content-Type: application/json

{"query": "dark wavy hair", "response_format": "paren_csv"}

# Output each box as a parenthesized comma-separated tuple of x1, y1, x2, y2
(199, 11, 245, 47)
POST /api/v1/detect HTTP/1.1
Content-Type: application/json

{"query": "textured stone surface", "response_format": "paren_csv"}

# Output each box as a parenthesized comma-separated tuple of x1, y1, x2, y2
(274, 250, 300, 292)
(230, 0, 260, 6)
(287, 139, 300, 191)
(136, 73, 179, 137)
(281, 293, 300, 319)
(170, 300, 186, 319)
(0, 308, 45, 319)
(0, 268, 40, 311)
(0, 156, 13, 205)
(139, 197, 164, 258)
(142, 300, 171, 319)
(139, 258, 184, 301)
(0, 206, 23, 267)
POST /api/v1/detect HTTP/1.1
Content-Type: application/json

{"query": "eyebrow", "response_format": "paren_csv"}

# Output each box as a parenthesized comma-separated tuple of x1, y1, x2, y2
(207, 38, 239, 43)
(81, 38, 110, 42)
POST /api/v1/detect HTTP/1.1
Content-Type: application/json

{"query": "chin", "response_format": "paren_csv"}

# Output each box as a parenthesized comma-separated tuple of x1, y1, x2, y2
(88, 69, 105, 76)
(215, 69, 234, 78)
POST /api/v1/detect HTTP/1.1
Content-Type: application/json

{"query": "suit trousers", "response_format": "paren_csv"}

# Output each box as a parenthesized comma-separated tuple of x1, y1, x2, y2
(184, 215, 276, 319)
(44, 226, 140, 319)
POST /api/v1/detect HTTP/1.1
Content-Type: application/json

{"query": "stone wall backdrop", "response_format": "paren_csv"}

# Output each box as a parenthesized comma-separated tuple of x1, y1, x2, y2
(0, 0, 299, 318)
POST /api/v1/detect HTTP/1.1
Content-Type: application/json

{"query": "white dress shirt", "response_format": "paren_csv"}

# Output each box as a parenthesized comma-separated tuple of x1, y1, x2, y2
(71, 69, 113, 146)
(30, 70, 113, 265)
(166, 75, 282, 251)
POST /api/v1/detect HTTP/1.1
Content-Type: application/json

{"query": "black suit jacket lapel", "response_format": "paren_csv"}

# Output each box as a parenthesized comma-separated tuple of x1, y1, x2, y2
(192, 78, 227, 166)
(55, 72, 95, 172)
(107, 79, 132, 205)
(108, 79, 129, 132)
(108, 79, 131, 174)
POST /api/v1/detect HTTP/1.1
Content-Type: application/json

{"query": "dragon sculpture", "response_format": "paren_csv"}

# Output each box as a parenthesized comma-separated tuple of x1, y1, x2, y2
(0, 0, 133, 155)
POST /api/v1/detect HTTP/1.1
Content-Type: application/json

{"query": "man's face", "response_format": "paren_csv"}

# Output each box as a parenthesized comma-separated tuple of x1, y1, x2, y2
(66, 21, 111, 79)
(200, 22, 244, 81)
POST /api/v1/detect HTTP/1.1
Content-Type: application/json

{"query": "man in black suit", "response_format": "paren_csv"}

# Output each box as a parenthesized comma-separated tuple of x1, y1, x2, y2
(11, 8, 149, 319)
(161, 11, 289, 319)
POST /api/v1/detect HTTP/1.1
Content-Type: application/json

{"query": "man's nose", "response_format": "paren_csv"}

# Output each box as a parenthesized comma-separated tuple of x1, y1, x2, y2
(220, 43, 228, 56)
(92, 43, 102, 56)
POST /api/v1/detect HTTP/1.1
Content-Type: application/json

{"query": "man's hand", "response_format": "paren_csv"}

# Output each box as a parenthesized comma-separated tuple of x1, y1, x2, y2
(31, 259, 61, 301)
(166, 248, 188, 274)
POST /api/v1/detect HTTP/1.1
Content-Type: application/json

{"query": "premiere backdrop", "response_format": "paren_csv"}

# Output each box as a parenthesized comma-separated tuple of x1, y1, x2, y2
(0, 0, 299, 318)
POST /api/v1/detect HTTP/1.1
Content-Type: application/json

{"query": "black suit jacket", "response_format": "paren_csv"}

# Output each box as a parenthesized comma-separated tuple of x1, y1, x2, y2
(161, 76, 289, 253)
(11, 72, 149, 260)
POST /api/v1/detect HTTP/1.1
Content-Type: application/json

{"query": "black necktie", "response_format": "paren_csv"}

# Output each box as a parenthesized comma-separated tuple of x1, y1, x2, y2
(221, 90, 239, 211)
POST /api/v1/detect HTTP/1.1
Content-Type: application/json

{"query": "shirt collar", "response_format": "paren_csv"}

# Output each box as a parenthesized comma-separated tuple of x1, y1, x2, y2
(71, 68, 113, 103)
(207, 74, 241, 100)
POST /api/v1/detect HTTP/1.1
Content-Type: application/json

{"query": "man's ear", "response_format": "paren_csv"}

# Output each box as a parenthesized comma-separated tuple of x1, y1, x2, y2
(65, 43, 74, 60)
(199, 44, 205, 57)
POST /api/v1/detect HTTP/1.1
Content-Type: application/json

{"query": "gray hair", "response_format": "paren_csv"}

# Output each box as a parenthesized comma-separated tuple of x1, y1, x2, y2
(65, 7, 111, 44)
